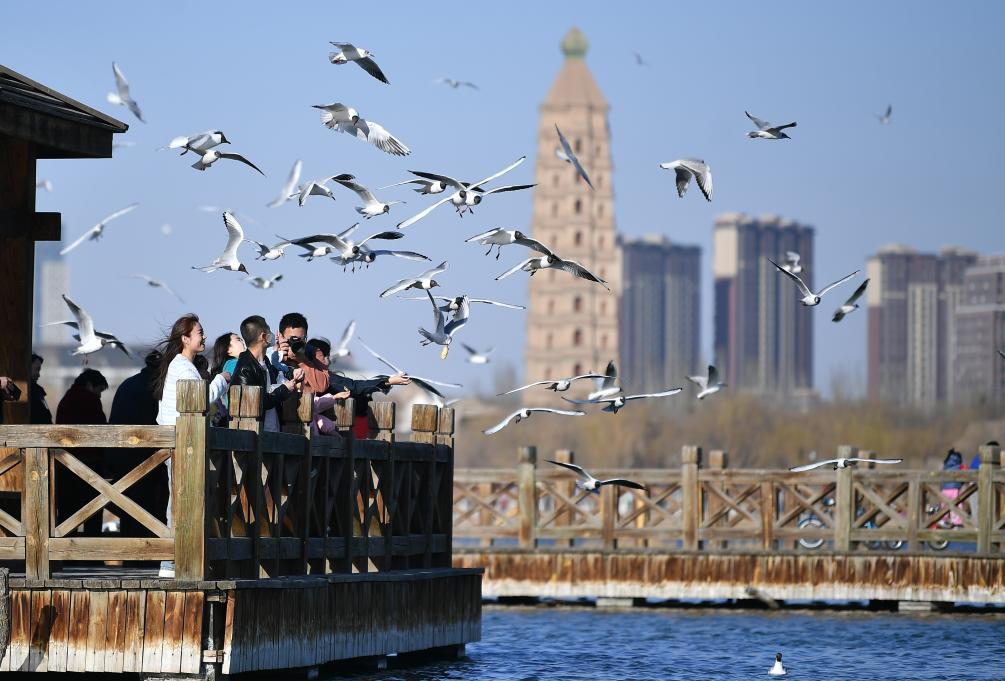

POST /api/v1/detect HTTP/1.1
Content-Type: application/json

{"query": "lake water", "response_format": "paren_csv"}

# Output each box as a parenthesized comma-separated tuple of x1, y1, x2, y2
(328, 605, 1005, 680)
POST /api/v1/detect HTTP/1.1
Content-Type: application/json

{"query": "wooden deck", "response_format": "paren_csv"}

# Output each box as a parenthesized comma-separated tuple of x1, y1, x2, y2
(0, 381, 481, 676)
(452, 445, 1005, 605)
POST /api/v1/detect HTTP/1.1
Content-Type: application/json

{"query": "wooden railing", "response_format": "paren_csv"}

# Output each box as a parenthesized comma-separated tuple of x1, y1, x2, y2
(453, 445, 1005, 555)
(0, 380, 455, 580)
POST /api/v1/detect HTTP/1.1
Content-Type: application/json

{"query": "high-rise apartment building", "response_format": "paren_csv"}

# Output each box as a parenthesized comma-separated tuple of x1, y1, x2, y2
(951, 255, 1005, 405)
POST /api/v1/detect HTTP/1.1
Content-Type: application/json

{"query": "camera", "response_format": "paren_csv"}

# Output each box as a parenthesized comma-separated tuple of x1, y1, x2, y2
(287, 335, 306, 355)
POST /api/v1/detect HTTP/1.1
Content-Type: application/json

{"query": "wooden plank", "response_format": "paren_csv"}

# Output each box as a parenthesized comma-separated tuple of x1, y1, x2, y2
(122, 589, 146, 673)
(222, 588, 237, 675)
(8, 589, 30, 671)
(140, 590, 166, 673)
(180, 591, 204, 675)
(48, 537, 175, 560)
(260, 430, 310, 456)
(84, 589, 107, 673)
(0, 424, 175, 448)
(760, 481, 775, 550)
(174, 383, 208, 579)
(680, 446, 700, 550)
(65, 589, 89, 672)
(835, 454, 855, 552)
(23, 447, 49, 579)
(27, 588, 51, 671)
(517, 447, 537, 549)
(208, 426, 257, 452)
(103, 590, 127, 673)
(0, 209, 61, 239)
(161, 590, 186, 673)
(46, 589, 70, 672)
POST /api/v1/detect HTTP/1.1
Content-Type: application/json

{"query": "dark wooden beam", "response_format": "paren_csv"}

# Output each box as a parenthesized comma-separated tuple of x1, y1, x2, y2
(0, 210, 60, 240)
(0, 102, 114, 159)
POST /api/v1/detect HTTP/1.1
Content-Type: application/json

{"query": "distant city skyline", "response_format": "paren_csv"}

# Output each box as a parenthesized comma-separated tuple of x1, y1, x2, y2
(5, 2, 1005, 398)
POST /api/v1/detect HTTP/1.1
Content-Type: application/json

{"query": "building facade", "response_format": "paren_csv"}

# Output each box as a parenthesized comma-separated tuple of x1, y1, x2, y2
(619, 235, 701, 395)
(524, 28, 620, 400)
(713, 213, 815, 398)
(952, 255, 1005, 405)
(866, 245, 977, 407)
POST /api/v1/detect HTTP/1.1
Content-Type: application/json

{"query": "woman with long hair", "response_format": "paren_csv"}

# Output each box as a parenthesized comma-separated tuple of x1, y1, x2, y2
(211, 332, 245, 377)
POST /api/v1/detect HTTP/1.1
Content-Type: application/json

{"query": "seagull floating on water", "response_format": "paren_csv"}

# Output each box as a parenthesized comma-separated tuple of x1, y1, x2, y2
(313, 103, 410, 156)
(107, 62, 145, 123)
(192, 212, 249, 274)
(745, 111, 797, 139)
(564, 388, 682, 414)
(555, 124, 593, 189)
(380, 261, 448, 298)
(328, 42, 389, 84)
(547, 460, 647, 492)
(47, 294, 130, 360)
(483, 408, 585, 435)
(465, 228, 553, 260)
(130, 274, 184, 303)
(769, 653, 786, 676)
(60, 204, 139, 256)
(877, 105, 893, 125)
(789, 457, 903, 472)
(357, 339, 461, 399)
(770, 259, 859, 307)
(832, 279, 870, 322)
(268, 159, 302, 207)
(659, 159, 713, 201)
(332, 174, 404, 218)
(246, 274, 283, 289)
(687, 365, 725, 400)
(497, 372, 605, 396)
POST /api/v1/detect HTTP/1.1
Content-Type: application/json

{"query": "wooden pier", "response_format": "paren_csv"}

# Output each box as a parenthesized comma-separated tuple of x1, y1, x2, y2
(0, 382, 480, 676)
(452, 445, 1005, 606)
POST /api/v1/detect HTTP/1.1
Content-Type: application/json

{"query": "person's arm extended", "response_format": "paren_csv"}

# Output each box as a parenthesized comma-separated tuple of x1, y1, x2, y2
(208, 372, 229, 405)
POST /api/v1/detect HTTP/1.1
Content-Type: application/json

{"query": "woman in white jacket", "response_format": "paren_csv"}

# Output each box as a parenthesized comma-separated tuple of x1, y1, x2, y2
(153, 314, 230, 576)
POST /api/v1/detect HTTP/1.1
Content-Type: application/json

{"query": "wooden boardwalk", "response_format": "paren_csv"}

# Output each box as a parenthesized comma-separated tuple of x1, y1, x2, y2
(452, 445, 1005, 605)
(0, 381, 481, 676)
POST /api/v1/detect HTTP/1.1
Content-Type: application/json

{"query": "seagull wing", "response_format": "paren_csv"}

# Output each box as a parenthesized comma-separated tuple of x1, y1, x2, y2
(357, 231, 404, 247)
(97, 203, 140, 228)
(336, 320, 356, 352)
(624, 388, 683, 401)
(354, 56, 389, 84)
(469, 156, 527, 190)
(601, 360, 618, 391)
(333, 175, 379, 204)
(678, 160, 712, 201)
(848, 458, 903, 465)
(817, 270, 860, 297)
(379, 277, 417, 298)
(408, 377, 445, 399)
(369, 249, 430, 262)
(268, 159, 302, 207)
(687, 375, 708, 390)
(397, 194, 454, 229)
(408, 170, 465, 191)
(112, 62, 131, 99)
(555, 124, 594, 189)
(419, 261, 449, 280)
(219, 152, 265, 176)
(221, 212, 245, 258)
(769, 259, 813, 298)
(513, 235, 556, 257)
(465, 227, 504, 243)
(772, 122, 798, 132)
(95, 331, 131, 357)
(495, 258, 534, 281)
(377, 179, 424, 191)
(62, 294, 95, 343)
(843, 278, 870, 306)
(745, 111, 771, 130)
(353, 119, 410, 156)
(569, 373, 606, 382)
(409, 374, 462, 389)
(497, 381, 552, 396)
(546, 459, 590, 479)
(480, 183, 536, 196)
(555, 258, 610, 290)
(533, 408, 587, 417)
(467, 298, 526, 310)
(426, 289, 446, 335)
(708, 365, 719, 385)
(562, 396, 612, 405)
(789, 460, 837, 472)
(461, 342, 479, 356)
(59, 226, 99, 256)
(483, 411, 521, 435)
(356, 339, 402, 375)
(292, 233, 350, 250)
(597, 478, 647, 491)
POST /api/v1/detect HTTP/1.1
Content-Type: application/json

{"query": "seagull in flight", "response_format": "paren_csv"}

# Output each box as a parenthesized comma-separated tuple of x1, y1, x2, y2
(293, 176, 338, 206)
(36, 179, 53, 192)
(496, 249, 609, 290)
(769, 259, 859, 306)
(465, 228, 554, 260)
(192, 212, 249, 274)
(130, 274, 184, 303)
(877, 105, 893, 125)
(687, 365, 725, 400)
(418, 289, 467, 359)
(162, 130, 229, 156)
(589, 360, 622, 401)
(547, 460, 647, 492)
(107, 62, 145, 123)
(380, 261, 448, 298)
(328, 42, 389, 84)
(402, 293, 525, 313)
(634, 52, 648, 67)
(498, 372, 605, 396)
(47, 294, 130, 360)
(462, 344, 493, 365)
(246, 274, 283, 289)
(781, 251, 803, 275)
(378, 178, 451, 195)
(245, 237, 296, 261)
(659, 159, 713, 201)
(564, 388, 683, 414)
(789, 456, 903, 472)
(268, 159, 302, 207)
(436, 77, 479, 90)
(357, 338, 461, 399)
(186, 146, 264, 175)
(555, 124, 593, 189)
(483, 408, 585, 435)
(396, 156, 529, 228)
(59, 204, 139, 256)
(832, 279, 870, 322)
(331, 174, 405, 218)
(289, 227, 406, 268)
(745, 111, 797, 139)
(331, 320, 356, 361)
(313, 103, 410, 156)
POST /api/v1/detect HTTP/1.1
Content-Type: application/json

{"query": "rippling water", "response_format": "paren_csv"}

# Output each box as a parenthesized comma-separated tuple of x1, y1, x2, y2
(326, 605, 1005, 680)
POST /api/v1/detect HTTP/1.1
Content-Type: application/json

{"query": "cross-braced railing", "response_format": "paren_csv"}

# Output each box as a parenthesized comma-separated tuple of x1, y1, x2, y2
(453, 444, 1005, 555)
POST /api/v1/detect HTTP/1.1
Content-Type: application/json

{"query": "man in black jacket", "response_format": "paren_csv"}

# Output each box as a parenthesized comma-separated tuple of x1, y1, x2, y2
(29, 353, 52, 424)
(233, 315, 303, 431)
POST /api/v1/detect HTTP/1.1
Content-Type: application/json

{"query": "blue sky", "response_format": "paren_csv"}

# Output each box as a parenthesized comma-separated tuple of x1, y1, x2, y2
(5, 2, 1004, 396)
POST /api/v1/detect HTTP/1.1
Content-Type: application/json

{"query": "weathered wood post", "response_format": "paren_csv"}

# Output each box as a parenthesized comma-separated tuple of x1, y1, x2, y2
(23, 446, 50, 579)
(707, 450, 727, 550)
(228, 384, 263, 578)
(436, 407, 455, 568)
(0, 567, 8, 662)
(174, 379, 209, 580)
(371, 402, 396, 444)
(553, 449, 576, 548)
(282, 391, 314, 574)
(517, 446, 537, 549)
(601, 476, 617, 550)
(906, 472, 921, 552)
(334, 400, 355, 438)
(411, 404, 439, 568)
(834, 445, 857, 552)
(977, 444, 1001, 555)
(681, 446, 701, 551)
(370, 402, 397, 569)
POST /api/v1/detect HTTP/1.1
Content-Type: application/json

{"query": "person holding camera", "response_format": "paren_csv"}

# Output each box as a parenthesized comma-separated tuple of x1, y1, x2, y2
(0, 375, 21, 424)
(270, 312, 330, 395)
(233, 315, 304, 432)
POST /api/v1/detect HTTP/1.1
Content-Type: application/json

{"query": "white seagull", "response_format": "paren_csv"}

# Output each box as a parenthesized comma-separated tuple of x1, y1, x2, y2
(378, 178, 450, 195)
(496, 251, 609, 290)
(331, 174, 404, 218)
(396, 156, 528, 228)
(497, 372, 605, 396)
(380, 261, 448, 298)
(47, 294, 130, 359)
(659, 159, 713, 201)
(790, 457, 903, 472)
(547, 459, 647, 492)
(192, 212, 249, 274)
(832, 279, 870, 322)
(312, 103, 410, 156)
(130, 274, 184, 303)
(555, 124, 593, 189)
(162, 130, 229, 156)
(769, 653, 786, 676)
(59, 203, 139, 256)
(462, 344, 493, 365)
(331, 320, 356, 361)
(245, 237, 296, 261)
(289, 228, 406, 268)
(769, 259, 859, 307)
(268, 159, 302, 207)
(107, 62, 145, 123)
(465, 227, 553, 260)
(328, 42, 389, 84)
(357, 339, 461, 399)
(563, 388, 683, 414)
(483, 408, 585, 435)
(187, 146, 264, 175)
(36, 179, 53, 192)
(781, 251, 803, 275)
(246, 274, 283, 289)
(418, 289, 467, 359)
(436, 78, 479, 90)
(687, 365, 725, 400)
(877, 105, 893, 125)
(589, 359, 622, 401)
(745, 111, 797, 139)
(293, 176, 338, 206)
(402, 294, 525, 313)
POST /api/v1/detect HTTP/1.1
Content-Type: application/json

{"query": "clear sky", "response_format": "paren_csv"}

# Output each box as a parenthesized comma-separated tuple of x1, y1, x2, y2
(4, 1, 1004, 396)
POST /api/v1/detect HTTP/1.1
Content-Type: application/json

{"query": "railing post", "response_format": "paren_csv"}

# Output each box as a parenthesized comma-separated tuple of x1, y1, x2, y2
(681, 445, 701, 551)
(601, 478, 616, 550)
(228, 384, 263, 578)
(369, 402, 396, 570)
(436, 407, 455, 568)
(834, 445, 857, 552)
(283, 391, 314, 574)
(174, 379, 208, 580)
(707, 450, 727, 550)
(370, 402, 396, 444)
(553, 449, 576, 548)
(411, 405, 438, 568)
(334, 399, 356, 438)
(517, 446, 537, 549)
(906, 473, 921, 552)
(977, 444, 1001, 555)
(23, 446, 49, 579)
